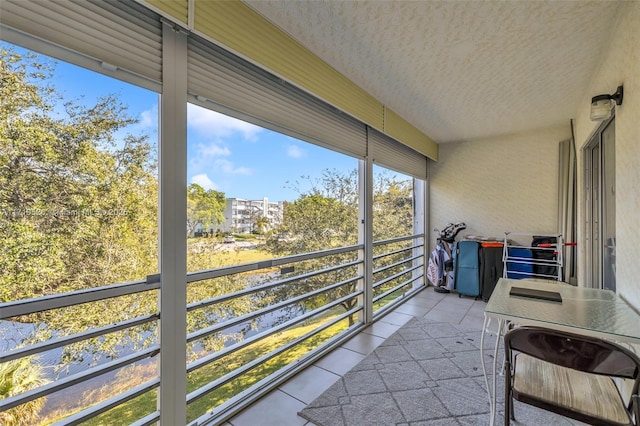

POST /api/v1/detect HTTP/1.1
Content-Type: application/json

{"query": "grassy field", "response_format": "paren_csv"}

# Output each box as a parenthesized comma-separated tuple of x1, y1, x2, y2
(37, 240, 364, 425)
(187, 237, 274, 270)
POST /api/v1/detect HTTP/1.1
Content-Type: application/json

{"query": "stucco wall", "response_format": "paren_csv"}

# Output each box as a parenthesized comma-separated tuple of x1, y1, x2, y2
(573, 1, 640, 309)
(429, 124, 570, 249)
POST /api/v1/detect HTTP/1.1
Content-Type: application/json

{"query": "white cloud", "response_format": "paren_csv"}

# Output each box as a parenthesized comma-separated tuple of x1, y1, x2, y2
(189, 140, 241, 179)
(188, 103, 262, 141)
(286, 144, 305, 158)
(139, 105, 158, 128)
(190, 173, 218, 190)
(197, 142, 231, 157)
(214, 159, 252, 175)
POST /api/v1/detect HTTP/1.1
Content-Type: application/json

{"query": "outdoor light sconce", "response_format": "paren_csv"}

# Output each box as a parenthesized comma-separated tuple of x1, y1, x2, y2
(590, 85, 623, 121)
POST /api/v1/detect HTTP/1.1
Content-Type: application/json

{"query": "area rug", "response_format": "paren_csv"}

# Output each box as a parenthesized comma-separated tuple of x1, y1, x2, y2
(298, 317, 501, 426)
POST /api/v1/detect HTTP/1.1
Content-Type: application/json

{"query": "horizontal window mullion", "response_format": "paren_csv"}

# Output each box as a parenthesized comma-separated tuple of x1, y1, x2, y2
(373, 285, 404, 304)
(373, 274, 423, 303)
(187, 259, 362, 312)
(130, 411, 161, 426)
(187, 274, 361, 344)
(373, 263, 422, 289)
(186, 262, 259, 284)
(0, 313, 159, 363)
(186, 244, 361, 283)
(373, 285, 425, 320)
(187, 304, 361, 405)
(373, 242, 422, 261)
(55, 378, 160, 426)
(187, 290, 362, 375)
(0, 279, 159, 320)
(373, 233, 421, 247)
(0, 346, 159, 412)
(373, 254, 422, 275)
(373, 247, 410, 261)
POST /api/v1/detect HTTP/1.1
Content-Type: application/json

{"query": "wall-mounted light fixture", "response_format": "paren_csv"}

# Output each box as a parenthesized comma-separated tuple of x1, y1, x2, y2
(590, 85, 623, 121)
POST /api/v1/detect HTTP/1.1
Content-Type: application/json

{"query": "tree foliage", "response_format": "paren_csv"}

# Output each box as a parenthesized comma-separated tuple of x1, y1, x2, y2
(0, 356, 49, 426)
(266, 168, 413, 254)
(187, 183, 225, 237)
(0, 46, 257, 383)
(0, 48, 158, 303)
(372, 171, 413, 241)
(370, 172, 415, 305)
(0, 47, 163, 377)
(254, 214, 270, 234)
(267, 168, 358, 254)
(264, 168, 414, 324)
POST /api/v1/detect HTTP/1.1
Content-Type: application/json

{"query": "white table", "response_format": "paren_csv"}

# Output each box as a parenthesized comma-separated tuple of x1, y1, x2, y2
(481, 278, 640, 426)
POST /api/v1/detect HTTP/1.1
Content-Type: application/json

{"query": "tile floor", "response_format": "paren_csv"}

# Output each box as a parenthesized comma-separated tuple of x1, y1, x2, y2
(225, 288, 487, 426)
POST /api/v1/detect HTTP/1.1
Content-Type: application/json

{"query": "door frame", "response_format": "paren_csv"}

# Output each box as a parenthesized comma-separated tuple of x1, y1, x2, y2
(583, 115, 616, 290)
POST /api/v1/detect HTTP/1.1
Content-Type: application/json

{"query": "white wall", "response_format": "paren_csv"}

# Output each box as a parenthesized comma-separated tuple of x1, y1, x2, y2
(429, 124, 570, 248)
(573, 2, 640, 309)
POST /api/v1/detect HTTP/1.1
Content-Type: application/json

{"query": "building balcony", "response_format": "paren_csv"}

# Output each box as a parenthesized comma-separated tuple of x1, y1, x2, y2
(3, 235, 448, 425)
(2, 0, 640, 425)
(2, 237, 587, 425)
(221, 290, 584, 426)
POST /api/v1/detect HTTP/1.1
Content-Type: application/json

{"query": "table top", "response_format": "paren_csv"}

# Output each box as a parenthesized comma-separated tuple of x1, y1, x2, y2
(485, 278, 640, 344)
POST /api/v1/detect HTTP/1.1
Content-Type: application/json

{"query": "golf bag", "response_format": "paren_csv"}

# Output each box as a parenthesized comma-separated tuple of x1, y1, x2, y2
(428, 222, 466, 291)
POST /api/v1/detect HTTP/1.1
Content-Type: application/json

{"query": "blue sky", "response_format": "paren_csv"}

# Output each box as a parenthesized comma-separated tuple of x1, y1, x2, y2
(3, 41, 358, 202)
(185, 103, 358, 201)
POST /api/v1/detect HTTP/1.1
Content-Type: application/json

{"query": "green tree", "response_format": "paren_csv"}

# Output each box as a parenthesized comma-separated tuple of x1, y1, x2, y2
(0, 47, 158, 300)
(255, 214, 270, 235)
(372, 172, 413, 240)
(264, 168, 415, 324)
(0, 46, 257, 421)
(0, 47, 159, 366)
(265, 169, 359, 324)
(0, 357, 49, 426)
(268, 168, 358, 253)
(371, 172, 415, 305)
(187, 183, 225, 237)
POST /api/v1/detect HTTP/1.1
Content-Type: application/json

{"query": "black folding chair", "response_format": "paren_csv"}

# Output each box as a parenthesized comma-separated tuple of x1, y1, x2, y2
(504, 326, 640, 425)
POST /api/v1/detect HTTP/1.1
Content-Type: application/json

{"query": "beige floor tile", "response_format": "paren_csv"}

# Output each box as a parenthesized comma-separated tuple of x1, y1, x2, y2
(341, 331, 386, 355)
(279, 365, 340, 404)
(376, 310, 414, 326)
(228, 389, 307, 426)
(314, 347, 367, 376)
(362, 320, 401, 338)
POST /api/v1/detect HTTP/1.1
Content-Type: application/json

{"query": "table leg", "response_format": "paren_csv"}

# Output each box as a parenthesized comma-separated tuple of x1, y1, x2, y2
(491, 318, 504, 426)
(481, 315, 504, 426)
(480, 315, 494, 425)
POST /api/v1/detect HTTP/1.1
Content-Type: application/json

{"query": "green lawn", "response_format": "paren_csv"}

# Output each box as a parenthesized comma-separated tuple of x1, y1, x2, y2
(46, 311, 349, 425)
(38, 243, 354, 425)
(187, 240, 274, 270)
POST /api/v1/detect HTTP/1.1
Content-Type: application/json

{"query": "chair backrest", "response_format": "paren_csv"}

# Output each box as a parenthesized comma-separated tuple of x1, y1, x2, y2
(505, 326, 640, 380)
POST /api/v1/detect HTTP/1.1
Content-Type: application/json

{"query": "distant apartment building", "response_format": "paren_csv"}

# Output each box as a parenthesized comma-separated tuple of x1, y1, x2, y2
(220, 197, 284, 234)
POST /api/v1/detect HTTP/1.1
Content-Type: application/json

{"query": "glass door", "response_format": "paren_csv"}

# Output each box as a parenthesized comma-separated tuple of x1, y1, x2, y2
(601, 121, 616, 291)
(584, 118, 615, 290)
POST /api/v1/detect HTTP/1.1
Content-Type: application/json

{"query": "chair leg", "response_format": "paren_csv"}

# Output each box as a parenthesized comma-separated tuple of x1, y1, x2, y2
(509, 397, 515, 421)
(504, 397, 512, 425)
(504, 359, 511, 425)
(632, 394, 639, 425)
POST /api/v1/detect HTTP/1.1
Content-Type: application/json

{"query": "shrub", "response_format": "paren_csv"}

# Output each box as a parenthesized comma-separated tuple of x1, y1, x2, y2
(0, 356, 49, 426)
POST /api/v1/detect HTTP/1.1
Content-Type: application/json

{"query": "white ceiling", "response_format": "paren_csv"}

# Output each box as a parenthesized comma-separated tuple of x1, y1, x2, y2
(244, 0, 623, 143)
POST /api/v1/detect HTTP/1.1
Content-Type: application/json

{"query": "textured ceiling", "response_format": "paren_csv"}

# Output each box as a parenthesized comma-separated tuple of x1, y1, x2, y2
(244, 0, 623, 143)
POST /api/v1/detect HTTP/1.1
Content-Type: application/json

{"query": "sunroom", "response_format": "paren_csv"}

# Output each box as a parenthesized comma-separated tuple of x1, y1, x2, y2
(1, 1, 639, 425)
